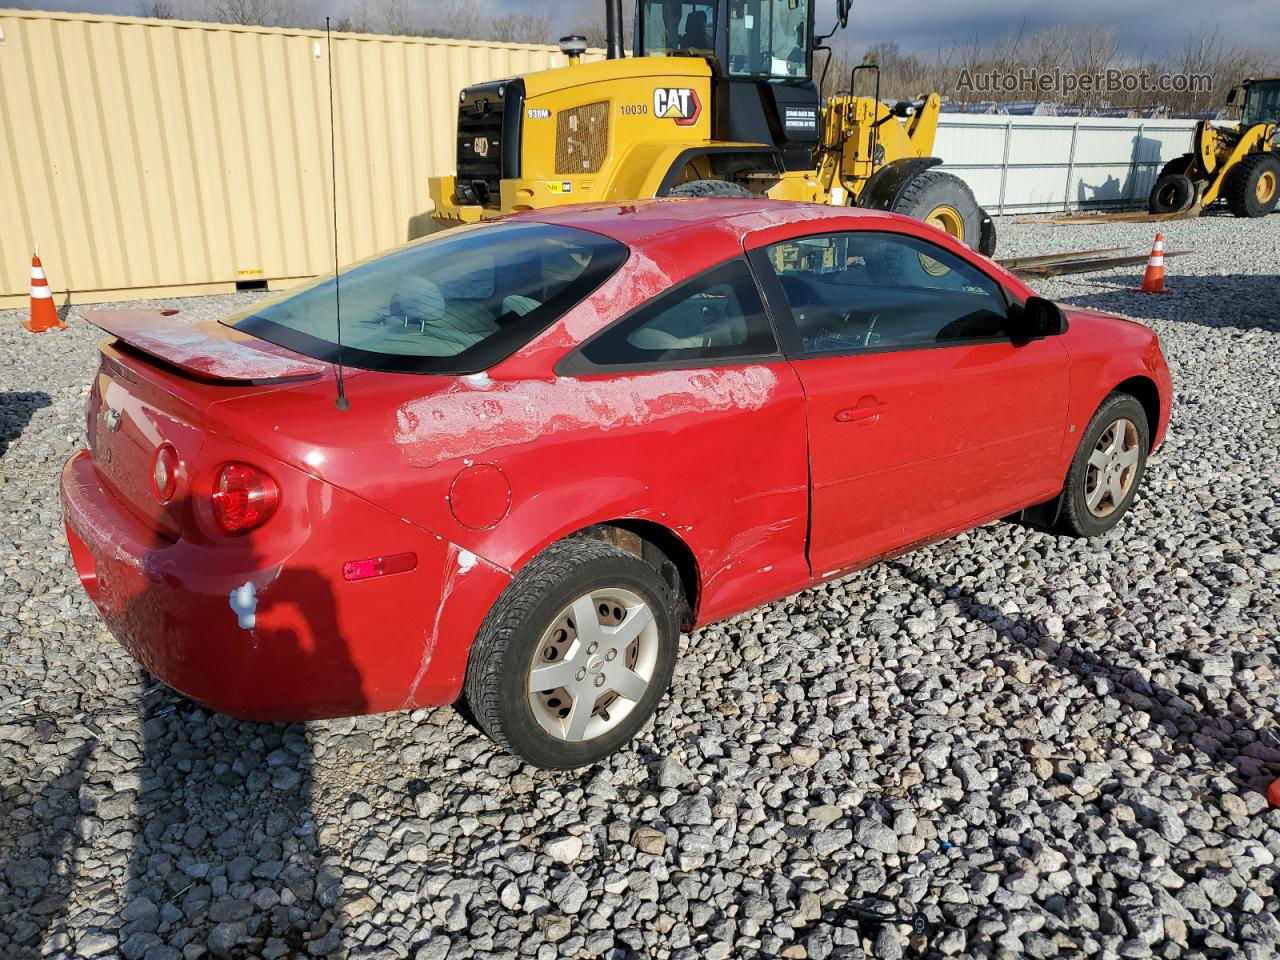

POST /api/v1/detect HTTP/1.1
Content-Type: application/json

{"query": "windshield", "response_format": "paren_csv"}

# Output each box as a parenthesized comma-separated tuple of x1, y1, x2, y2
(226, 223, 628, 374)
(728, 0, 810, 79)
(1242, 80, 1280, 127)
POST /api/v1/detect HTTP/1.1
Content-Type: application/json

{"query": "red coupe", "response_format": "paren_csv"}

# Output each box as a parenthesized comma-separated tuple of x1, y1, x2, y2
(61, 199, 1171, 768)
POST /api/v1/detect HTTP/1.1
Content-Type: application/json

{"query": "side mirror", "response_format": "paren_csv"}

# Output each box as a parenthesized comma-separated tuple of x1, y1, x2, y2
(1226, 86, 1238, 105)
(1012, 296, 1067, 344)
(837, 0, 852, 28)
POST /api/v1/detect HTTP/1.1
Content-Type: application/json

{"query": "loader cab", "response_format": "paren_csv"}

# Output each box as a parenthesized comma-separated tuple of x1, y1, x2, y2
(1235, 78, 1280, 129)
(635, 0, 823, 170)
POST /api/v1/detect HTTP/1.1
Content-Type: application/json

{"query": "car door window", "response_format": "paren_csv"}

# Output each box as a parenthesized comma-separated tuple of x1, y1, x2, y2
(574, 258, 779, 369)
(763, 232, 1010, 355)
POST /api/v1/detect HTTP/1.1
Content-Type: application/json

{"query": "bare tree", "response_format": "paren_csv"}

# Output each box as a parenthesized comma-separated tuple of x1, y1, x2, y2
(137, 0, 179, 17)
(489, 12, 554, 46)
(202, 0, 298, 28)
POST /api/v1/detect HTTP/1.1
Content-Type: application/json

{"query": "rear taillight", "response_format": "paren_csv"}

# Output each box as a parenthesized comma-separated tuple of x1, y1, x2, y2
(151, 444, 178, 503)
(211, 463, 279, 534)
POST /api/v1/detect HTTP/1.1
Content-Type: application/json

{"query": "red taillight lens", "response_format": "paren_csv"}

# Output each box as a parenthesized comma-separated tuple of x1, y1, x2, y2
(210, 462, 279, 534)
(151, 444, 179, 502)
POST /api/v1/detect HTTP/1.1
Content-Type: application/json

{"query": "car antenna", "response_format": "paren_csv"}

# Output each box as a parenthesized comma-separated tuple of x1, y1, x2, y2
(325, 16, 350, 411)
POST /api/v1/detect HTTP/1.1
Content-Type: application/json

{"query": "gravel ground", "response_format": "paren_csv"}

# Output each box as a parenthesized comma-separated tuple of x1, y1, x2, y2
(1, 212, 1278, 960)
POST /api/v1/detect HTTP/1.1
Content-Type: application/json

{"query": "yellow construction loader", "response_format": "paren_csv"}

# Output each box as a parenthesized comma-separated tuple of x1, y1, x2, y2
(1149, 76, 1280, 217)
(429, 0, 996, 254)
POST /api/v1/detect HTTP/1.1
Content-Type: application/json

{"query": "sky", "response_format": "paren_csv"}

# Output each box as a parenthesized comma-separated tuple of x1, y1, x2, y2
(13, 0, 1280, 58)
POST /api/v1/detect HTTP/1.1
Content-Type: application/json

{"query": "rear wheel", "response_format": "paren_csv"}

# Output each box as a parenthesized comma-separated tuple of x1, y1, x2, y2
(463, 538, 679, 769)
(668, 179, 754, 199)
(892, 170, 982, 250)
(1148, 173, 1196, 214)
(1051, 393, 1150, 538)
(1226, 153, 1280, 217)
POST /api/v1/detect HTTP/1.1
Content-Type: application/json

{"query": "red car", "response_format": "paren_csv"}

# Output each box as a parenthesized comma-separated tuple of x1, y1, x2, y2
(61, 199, 1171, 768)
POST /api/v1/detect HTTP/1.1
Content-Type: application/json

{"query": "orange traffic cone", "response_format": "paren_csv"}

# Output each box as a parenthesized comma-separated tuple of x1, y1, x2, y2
(1268, 778, 1280, 809)
(24, 252, 66, 332)
(1138, 233, 1166, 294)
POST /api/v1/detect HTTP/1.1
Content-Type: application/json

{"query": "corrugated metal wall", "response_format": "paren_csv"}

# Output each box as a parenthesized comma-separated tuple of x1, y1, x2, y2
(936, 114, 1198, 215)
(0, 9, 590, 306)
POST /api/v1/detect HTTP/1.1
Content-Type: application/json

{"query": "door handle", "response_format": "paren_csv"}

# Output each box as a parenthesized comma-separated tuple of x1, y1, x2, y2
(835, 398, 886, 424)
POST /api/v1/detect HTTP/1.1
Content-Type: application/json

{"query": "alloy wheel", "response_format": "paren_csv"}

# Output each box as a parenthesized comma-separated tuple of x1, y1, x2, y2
(1084, 417, 1141, 518)
(527, 587, 660, 742)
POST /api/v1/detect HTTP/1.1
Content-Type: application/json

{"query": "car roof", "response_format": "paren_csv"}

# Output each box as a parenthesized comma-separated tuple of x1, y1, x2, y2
(517, 198, 903, 249)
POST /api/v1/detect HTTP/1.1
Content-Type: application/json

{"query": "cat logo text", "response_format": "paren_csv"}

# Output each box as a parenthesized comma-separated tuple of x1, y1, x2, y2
(653, 88, 702, 126)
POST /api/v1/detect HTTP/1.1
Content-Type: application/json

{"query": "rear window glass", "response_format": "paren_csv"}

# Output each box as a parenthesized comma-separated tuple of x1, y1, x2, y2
(225, 222, 628, 374)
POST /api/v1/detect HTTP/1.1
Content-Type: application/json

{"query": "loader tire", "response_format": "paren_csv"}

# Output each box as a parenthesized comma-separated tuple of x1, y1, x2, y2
(1148, 174, 1195, 214)
(1226, 153, 1280, 218)
(978, 207, 997, 257)
(891, 170, 982, 250)
(1157, 153, 1193, 179)
(667, 179, 754, 198)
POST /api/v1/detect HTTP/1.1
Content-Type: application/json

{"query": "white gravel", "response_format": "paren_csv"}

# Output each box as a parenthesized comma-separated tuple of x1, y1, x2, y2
(0, 211, 1277, 960)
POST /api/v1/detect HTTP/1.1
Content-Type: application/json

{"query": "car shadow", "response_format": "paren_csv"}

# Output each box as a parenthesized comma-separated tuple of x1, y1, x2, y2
(105, 491, 362, 958)
(1055, 273, 1280, 333)
(0, 391, 53, 458)
(891, 561, 1279, 794)
(0, 742, 95, 960)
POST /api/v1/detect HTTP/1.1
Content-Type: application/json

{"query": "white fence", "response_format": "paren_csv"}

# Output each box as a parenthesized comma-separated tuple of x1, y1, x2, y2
(935, 114, 1198, 215)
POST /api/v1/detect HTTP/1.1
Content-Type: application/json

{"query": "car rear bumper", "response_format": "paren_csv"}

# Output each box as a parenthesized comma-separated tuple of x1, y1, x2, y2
(60, 450, 510, 721)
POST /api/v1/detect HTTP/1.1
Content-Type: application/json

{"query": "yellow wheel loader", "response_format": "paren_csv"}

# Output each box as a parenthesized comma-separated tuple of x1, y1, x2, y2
(1149, 76, 1280, 218)
(429, 0, 996, 254)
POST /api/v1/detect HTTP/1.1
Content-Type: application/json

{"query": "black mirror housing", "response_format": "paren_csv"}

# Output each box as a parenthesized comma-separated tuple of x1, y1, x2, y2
(837, 0, 852, 28)
(1012, 296, 1067, 344)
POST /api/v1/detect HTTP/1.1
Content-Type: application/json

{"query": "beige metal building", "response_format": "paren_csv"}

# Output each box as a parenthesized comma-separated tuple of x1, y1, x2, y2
(0, 9, 593, 307)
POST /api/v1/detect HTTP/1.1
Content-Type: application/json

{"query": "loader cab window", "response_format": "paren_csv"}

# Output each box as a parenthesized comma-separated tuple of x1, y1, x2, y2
(639, 2, 717, 58)
(638, 0, 811, 80)
(1242, 80, 1280, 128)
(728, 0, 811, 80)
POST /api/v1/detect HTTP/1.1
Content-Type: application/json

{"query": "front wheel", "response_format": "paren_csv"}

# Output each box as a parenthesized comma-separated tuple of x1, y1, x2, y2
(667, 178, 754, 199)
(1051, 393, 1150, 538)
(463, 539, 679, 769)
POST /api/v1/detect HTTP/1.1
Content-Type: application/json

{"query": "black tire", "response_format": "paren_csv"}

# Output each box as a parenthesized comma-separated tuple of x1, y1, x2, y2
(463, 538, 679, 769)
(891, 170, 983, 250)
(1051, 393, 1150, 538)
(1148, 173, 1196, 214)
(978, 207, 997, 257)
(1225, 153, 1280, 218)
(667, 178, 754, 198)
(1157, 153, 1193, 179)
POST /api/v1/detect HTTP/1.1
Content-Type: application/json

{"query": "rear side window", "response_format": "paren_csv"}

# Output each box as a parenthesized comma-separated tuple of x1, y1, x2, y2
(764, 231, 1009, 355)
(227, 223, 628, 374)
(575, 259, 779, 369)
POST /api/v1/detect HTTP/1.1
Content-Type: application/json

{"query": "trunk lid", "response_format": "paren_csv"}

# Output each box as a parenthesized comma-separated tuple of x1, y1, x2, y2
(83, 311, 329, 539)
(83, 310, 328, 383)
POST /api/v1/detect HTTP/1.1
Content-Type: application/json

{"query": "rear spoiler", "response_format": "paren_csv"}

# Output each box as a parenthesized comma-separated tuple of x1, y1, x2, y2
(83, 310, 327, 383)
